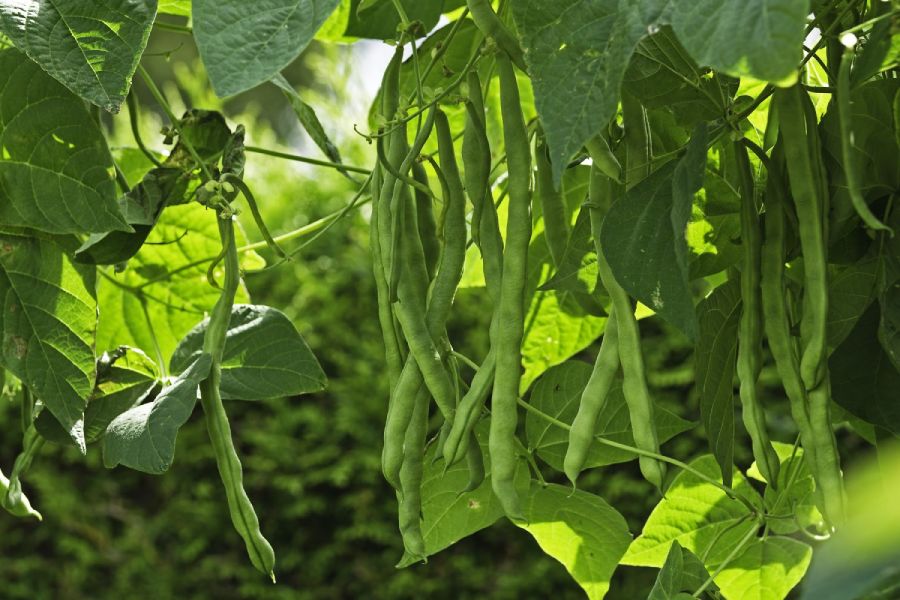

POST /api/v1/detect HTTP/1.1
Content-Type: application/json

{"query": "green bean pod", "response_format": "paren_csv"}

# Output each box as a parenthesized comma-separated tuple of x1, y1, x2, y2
(462, 431, 486, 492)
(397, 385, 430, 562)
(489, 54, 531, 521)
(734, 143, 780, 487)
(775, 86, 829, 391)
(1, 423, 44, 520)
(201, 215, 276, 580)
(759, 152, 819, 486)
(837, 46, 892, 233)
(466, 0, 527, 71)
(443, 349, 496, 466)
(463, 71, 491, 250)
(564, 305, 619, 486)
(535, 134, 570, 268)
(590, 173, 665, 491)
(413, 161, 440, 280)
(622, 92, 650, 188)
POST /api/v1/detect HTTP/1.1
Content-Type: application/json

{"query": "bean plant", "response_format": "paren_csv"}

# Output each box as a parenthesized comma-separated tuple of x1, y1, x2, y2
(0, 1, 898, 598)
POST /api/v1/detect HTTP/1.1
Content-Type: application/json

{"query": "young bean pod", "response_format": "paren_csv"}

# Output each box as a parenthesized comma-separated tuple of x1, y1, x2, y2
(564, 304, 619, 486)
(397, 385, 430, 561)
(466, 0, 527, 72)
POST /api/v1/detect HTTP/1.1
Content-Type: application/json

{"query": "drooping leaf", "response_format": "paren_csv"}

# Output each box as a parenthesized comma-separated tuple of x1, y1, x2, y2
(694, 279, 740, 486)
(0, 50, 126, 235)
(103, 353, 212, 474)
(510, 0, 670, 183)
(194, 0, 343, 97)
(829, 303, 900, 435)
(0, 0, 156, 111)
(96, 203, 263, 362)
(525, 361, 693, 471)
(715, 537, 812, 600)
(601, 124, 707, 339)
(0, 233, 97, 448)
(272, 74, 345, 170)
(170, 304, 326, 400)
(622, 455, 761, 568)
(539, 206, 599, 296)
(668, 0, 810, 85)
(518, 482, 632, 600)
(648, 541, 717, 600)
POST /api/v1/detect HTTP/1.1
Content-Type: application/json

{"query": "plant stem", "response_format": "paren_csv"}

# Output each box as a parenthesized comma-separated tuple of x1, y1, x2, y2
(244, 146, 370, 174)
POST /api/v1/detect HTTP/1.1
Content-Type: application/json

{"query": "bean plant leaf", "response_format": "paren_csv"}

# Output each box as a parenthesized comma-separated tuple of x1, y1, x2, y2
(829, 303, 900, 435)
(0, 50, 127, 235)
(194, 0, 343, 97)
(601, 124, 707, 339)
(0, 232, 97, 449)
(35, 346, 161, 445)
(622, 455, 761, 568)
(746, 441, 822, 535)
(103, 353, 212, 474)
(715, 537, 812, 600)
(648, 541, 717, 600)
(517, 482, 632, 600)
(0, 0, 157, 112)
(96, 203, 263, 362)
(159, 0, 190, 16)
(525, 361, 693, 471)
(170, 304, 327, 400)
(826, 258, 878, 351)
(694, 280, 740, 486)
(668, 0, 809, 85)
(272, 74, 345, 170)
(395, 420, 528, 568)
(510, 0, 670, 183)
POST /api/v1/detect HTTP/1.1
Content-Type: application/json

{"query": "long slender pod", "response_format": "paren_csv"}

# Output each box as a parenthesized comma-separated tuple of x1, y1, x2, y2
(442, 72, 505, 467)
(489, 54, 532, 520)
(734, 143, 780, 487)
(591, 174, 666, 491)
(535, 134, 570, 268)
(775, 86, 845, 526)
(200, 215, 276, 580)
(759, 147, 820, 488)
(466, 0, 526, 71)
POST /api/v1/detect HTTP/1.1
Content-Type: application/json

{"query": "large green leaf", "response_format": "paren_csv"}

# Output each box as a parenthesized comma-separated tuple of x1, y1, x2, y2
(159, 0, 190, 16)
(0, 232, 97, 448)
(518, 482, 632, 600)
(829, 303, 900, 435)
(170, 304, 326, 400)
(0, 1, 156, 111)
(622, 455, 761, 568)
(510, 0, 669, 183)
(601, 124, 707, 339)
(525, 361, 693, 471)
(0, 50, 126, 235)
(194, 0, 342, 97)
(103, 353, 212, 474)
(694, 280, 740, 487)
(668, 0, 809, 85)
(715, 537, 812, 600)
(826, 258, 878, 351)
(96, 203, 262, 362)
(344, 0, 443, 40)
